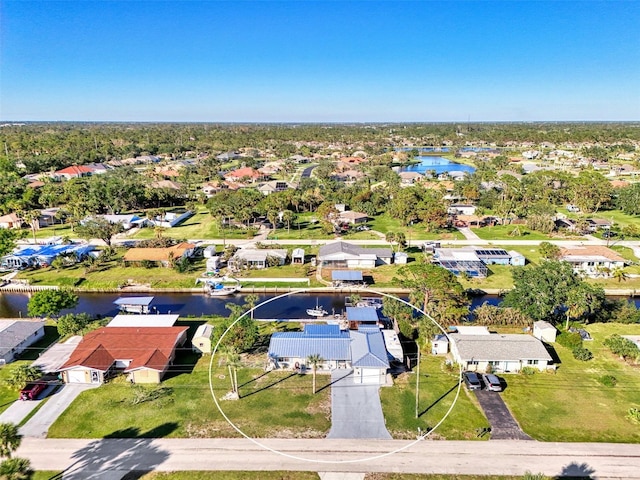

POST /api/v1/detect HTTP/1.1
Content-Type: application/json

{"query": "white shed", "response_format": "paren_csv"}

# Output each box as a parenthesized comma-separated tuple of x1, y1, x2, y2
(291, 248, 305, 265)
(431, 334, 449, 355)
(394, 251, 408, 265)
(192, 324, 213, 354)
(533, 321, 557, 343)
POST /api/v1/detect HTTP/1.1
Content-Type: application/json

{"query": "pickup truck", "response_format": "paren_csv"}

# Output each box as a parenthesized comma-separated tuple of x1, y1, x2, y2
(19, 381, 46, 401)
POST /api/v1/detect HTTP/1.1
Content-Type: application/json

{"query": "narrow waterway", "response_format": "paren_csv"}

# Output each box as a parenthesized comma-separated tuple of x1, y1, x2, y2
(1, 292, 636, 320)
(0, 292, 505, 319)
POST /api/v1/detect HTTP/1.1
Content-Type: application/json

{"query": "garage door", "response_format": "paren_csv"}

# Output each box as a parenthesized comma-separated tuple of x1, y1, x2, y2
(360, 368, 381, 384)
(67, 370, 86, 383)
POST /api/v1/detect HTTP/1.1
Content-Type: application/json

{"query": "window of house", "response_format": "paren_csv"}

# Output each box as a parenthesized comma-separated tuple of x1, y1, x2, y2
(526, 359, 539, 365)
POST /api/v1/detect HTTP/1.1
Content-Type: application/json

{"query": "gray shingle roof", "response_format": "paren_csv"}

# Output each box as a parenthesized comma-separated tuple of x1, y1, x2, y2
(0, 320, 45, 360)
(318, 241, 392, 260)
(450, 333, 552, 362)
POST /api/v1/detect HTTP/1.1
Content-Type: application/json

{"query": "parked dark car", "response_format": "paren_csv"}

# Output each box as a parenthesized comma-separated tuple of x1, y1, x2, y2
(19, 381, 46, 401)
(463, 371, 482, 390)
(482, 373, 503, 392)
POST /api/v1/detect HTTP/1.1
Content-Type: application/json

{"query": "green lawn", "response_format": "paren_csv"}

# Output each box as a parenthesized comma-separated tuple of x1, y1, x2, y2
(369, 214, 464, 240)
(16, 252, 208, 290)
(131, 210, 253, 241)
(472, 225, 554, 241)
(502, 323, 640, 442)
(381, 355, 490, 440)
(139, 473, 320, 480)
(48, 352, 332, 439)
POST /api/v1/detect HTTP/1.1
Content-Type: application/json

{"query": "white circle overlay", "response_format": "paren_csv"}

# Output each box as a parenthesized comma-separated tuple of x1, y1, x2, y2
(209, 287, 463, 464)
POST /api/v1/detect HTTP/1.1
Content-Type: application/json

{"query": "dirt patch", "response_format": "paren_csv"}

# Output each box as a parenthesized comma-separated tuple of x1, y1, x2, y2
(185, 421, 242, 438)
(262, 427, 327, 439)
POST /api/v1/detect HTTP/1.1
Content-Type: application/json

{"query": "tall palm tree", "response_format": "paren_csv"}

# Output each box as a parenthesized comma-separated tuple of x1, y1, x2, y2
(0, 423, 22, 459)
(306, 354, 324, 394)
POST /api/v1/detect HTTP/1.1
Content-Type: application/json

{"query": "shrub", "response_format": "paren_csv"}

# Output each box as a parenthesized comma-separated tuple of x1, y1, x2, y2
(556, 331, 583, 350)
(598, 375, 618, 387)
(521, 366, 537, 376)
(604, 334, 640, 361)
(572, 346, 593, 361)
(627, 407, 640, 424)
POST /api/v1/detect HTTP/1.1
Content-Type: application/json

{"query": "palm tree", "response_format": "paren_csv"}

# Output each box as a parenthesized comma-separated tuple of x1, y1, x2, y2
(0, 457, 32, 480)
(612, 267, 629, 283)
(306, 354, 324, 394)
(0, 423, 22, 459)
(4, 366, 40, 392)
(224, 347, 241, 397)
(385, 232, 397, 252)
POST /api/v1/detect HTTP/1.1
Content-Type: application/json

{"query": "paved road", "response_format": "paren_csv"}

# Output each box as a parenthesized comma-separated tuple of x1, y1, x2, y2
(15, 438, 640, 478)
(327, 370, 391, 440)
(19, 383, 98, 438)
(474, 390, 532, 440)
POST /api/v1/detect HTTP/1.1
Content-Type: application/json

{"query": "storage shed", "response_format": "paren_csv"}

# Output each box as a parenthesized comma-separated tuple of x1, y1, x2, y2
(291, 248, 305, 265)
(431, 334, 449, 355)
(192, 324, 214, 354)
(533, 321, 557, 343)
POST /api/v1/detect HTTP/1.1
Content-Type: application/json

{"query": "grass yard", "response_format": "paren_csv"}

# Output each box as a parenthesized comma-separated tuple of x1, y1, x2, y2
(16, 252, 208, 289)
(502, 322, 640, 442)
(48, 352, 332, 439)
(138, 473, 319, 480)
(369, 214, 464, 241)
(472, 225, 553, 241)
(131, 210, 253, 241)
(381, 355, 490, 440)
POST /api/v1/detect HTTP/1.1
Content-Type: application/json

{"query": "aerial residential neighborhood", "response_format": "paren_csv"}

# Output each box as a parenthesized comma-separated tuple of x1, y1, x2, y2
(1, 0, 640, 478)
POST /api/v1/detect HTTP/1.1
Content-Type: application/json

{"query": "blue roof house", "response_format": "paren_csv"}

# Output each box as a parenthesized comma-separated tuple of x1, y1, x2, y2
(267, 323, 390, 385)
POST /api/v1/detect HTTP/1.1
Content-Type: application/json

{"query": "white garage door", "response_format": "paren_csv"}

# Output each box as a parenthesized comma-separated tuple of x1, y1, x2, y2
(360, 368, 381, 384)
(67, 370, 86, 383)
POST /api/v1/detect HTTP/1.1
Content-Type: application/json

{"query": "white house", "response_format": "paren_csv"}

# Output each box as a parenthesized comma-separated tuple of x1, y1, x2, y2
(0, 320, 46, 364)
(448, 204, 477, 216)
(449, 329, 554, 373)
(559, 246, 626, 277)
(318, 241, 392, 269)
(229, 248, 288, 270)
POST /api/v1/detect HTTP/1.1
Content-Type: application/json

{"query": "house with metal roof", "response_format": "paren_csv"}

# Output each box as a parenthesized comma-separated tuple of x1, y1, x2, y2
(114, 296, 155, 314)
(0, 320, 45, 364)
(318, 241, 392, 269)
(267, 323, 390, 384)
(351, 326, 390, 384)
(228, 248, 288, 271)
(1, 243, 94, 270)
(106, 314, 179, 328)
(331, 270, 364, 287)
(449, 332, 554, 373)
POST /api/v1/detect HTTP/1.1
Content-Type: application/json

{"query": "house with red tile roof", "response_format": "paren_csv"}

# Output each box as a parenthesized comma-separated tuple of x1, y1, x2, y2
(53, 165, 95, 180)
(223, 167, 263, 184)
(0, 213, 23, 229)
(58, 326, 188, 384)
(560, 246, 626, 277)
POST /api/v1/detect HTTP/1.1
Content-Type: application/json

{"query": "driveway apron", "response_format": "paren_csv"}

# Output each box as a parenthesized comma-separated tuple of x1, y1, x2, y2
(20, 383, 99, 438)
(327, 369, 391, 439)
(474, 390, 532, 440)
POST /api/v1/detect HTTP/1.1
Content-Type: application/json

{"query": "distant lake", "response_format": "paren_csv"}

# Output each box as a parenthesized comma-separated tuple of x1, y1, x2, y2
(400, 156, 476, 175)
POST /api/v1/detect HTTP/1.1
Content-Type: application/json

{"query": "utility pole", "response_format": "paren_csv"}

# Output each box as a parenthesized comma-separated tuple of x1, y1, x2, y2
(415, 347, 420, 419)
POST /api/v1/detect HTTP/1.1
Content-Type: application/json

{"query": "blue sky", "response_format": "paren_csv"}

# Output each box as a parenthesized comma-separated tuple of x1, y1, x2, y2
(1, 1, 639, 122)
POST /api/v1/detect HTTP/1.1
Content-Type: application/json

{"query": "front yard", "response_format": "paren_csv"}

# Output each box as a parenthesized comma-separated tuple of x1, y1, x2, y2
(502, 323, 640, 442)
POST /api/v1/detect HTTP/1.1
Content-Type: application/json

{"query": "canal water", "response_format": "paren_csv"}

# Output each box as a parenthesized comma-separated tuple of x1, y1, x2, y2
(399, 155, 476, 175)
(0, 291, 503, 320)
(1, 292, 636, 320)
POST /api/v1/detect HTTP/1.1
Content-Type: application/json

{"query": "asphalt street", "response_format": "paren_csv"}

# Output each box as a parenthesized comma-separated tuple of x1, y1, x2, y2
(15, 438, 640, 478)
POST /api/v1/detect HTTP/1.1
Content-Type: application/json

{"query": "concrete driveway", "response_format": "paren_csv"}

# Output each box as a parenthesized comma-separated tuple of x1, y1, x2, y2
(474, 389, 532, 440)
(0, 383, 59, 425)
(20, 383, 98, 438)
(327, 369, 391, 439)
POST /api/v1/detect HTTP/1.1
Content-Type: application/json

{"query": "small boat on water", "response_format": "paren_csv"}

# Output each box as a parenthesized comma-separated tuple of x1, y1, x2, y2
(306, 299, 328, 317)
(207, 282, 241, 296)
(196, 276, 241, 296)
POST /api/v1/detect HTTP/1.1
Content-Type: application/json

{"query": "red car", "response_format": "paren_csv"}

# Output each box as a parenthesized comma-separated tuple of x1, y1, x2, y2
(19, 381, 46, 401)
